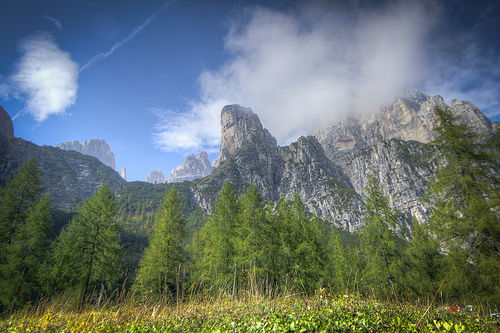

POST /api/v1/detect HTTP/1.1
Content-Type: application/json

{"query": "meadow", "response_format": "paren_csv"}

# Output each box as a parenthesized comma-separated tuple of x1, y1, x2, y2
(1, 292, 498, 332)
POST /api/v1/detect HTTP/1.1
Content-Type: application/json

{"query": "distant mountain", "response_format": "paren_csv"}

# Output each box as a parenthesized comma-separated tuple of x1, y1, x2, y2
(146, 169, 166, 184)
(168, 152, 214, 183)
(0, 109, 125, 209)
(57, 139, 116, 169)
(191, 92, 498, 231)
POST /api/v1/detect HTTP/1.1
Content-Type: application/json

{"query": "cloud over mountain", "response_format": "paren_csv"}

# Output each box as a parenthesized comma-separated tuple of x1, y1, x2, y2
(154, 2, 432, 151)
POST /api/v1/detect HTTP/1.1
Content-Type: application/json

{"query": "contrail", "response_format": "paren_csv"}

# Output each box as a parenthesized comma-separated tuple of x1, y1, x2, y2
(79, 0, 177, 73)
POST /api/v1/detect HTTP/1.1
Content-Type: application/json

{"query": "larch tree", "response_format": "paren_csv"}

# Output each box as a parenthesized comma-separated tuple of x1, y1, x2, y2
(51, 184, 121, 306)
(133, 185, 186, 301)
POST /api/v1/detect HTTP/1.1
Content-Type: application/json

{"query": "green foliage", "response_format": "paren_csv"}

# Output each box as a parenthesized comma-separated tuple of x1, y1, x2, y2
(192, 181, 240, 291)
(359, 175, 407, 300)
(405, 217, 443, 300)
(0, 158, 53, 309)
(0, 158, 42, 255)
(133, 186, 187, 300)
(427, 108, 500, 306)
(50, 184, 121, 304)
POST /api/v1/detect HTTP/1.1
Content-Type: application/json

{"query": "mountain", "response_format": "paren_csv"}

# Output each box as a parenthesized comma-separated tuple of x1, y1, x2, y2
(192, 104, 364, 230)
(57, 139, 116, 169)
(146, 169, 166, 184)
(191, 92, 498, 230)
(0, 110, 125, 209)
(168, 152, 214, 183)
(0, 105, 14, 137)
(311, 90, 497, 223)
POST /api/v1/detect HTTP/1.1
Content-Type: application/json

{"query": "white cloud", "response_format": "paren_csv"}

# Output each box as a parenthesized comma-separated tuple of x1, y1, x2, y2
(154, 2, 432, 151)
(11, 32, 79, 122)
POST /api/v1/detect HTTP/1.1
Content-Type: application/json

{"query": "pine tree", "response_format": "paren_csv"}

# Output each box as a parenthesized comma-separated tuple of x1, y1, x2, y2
(238, 185, 281, 294)
(0, 158, 42, 260)
(326, 227, 350, 293)
(278, 194, 328, 293)
(0, 194, 53, 308)
(51, 184, 121, 305)
(133, 185, 186, 301)
(193, 181, 239, 292)
(0, 158, 47, 309)
(427, 108, 500, 305)
(359, 175, 406, 300)
(405, 217, 442, 300)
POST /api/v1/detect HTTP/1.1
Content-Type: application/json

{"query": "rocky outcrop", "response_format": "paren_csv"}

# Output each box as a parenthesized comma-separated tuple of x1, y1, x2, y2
(192, 105, 363, 230)
(311, 90, 496, 223)
(0, 105, 14, 137)
(146, 169, 166, 184)
(168, 152, 214, 183)
(57, 139, 116, 169)
(120, 168, 127, 180)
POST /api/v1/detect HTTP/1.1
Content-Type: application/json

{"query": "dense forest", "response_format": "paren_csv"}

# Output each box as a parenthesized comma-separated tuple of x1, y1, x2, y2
(0, 109, 499, 326)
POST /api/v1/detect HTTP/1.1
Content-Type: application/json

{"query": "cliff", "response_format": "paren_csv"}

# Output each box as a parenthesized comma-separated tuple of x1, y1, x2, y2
(168, 152, 214, 183)
(57, 139, 116, 170)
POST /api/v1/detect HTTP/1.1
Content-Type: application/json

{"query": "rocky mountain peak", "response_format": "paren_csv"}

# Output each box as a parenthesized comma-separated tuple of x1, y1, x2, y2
(0, 105, 14, 137)
(57, 139, 116, 169)
(212, 104, 277, 168)
(146, 169, 166, 184)
(168, 151, 214, 183)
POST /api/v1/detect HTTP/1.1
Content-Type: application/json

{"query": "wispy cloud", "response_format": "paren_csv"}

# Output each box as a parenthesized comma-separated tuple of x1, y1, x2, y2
(10, 32, 79, 121)
(44, 15, 62, 30)
(80, 0, 176, 73)
(154, 2, 432, 151)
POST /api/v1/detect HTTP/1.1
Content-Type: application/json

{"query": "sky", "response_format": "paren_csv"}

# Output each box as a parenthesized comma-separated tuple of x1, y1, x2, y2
(1, 0, 499, 181)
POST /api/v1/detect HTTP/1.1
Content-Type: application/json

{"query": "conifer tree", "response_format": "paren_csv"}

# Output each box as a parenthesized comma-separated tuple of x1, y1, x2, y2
(427, 108, 500, 305)
(359, 175, 406, 300)
(0, 158, 42, 260)
(405, 217, 442, 300)
(238, 185, 281, 293)
(51, 184, 121, 305)
(0, 194, 53, 308)
(193, 181, 239, 291)
(326, 227, 350, 293)
(133, 185, 186, 300)
(278, 194, 328, 293)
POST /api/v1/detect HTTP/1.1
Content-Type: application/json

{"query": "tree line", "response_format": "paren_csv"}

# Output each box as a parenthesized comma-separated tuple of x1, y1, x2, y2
(0, 108, 498, 312)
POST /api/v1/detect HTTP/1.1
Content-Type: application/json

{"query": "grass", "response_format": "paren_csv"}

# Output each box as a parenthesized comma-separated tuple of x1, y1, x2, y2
(1, 292, 498, 332)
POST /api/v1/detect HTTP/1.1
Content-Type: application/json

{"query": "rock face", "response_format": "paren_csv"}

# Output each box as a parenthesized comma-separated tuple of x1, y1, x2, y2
(146, 169, 166, 184)
(192, 93, 497, 230)
(120, 168, 127, 180)
(168, 152, 214, 183)
(192, 105, 364, 230)
(57, 139, 116, 169)
(0, 105, 14, 137)
(311, 90, 496, 224)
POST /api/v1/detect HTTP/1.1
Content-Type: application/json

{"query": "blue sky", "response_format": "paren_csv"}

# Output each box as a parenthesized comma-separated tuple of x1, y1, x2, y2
(1, 0, 499, 181)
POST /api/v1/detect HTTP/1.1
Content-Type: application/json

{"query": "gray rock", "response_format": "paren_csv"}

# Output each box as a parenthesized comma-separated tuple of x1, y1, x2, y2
(168, 152, 214, 183)
(146, 169, 166, 184)
(311, 90, 496, 225)
(0, 105, 14, 137)
(192, 105, 363, 229)
(57, 139, 116, 170)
